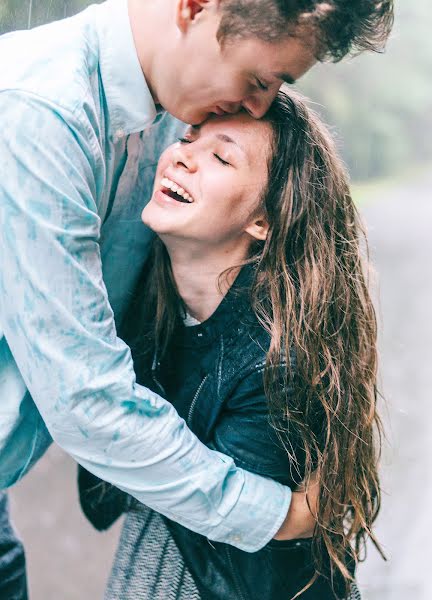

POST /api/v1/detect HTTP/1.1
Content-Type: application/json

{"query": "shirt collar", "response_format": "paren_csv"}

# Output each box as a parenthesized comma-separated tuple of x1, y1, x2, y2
(95, 0, 160, 137)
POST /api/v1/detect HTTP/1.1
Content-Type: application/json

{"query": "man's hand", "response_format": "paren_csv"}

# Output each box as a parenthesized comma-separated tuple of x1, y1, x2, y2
(273, 472, 319, 540)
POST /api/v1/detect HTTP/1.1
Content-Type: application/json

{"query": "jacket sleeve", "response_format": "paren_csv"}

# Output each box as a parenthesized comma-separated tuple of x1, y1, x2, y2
(77, 465, 131, 531)
(211, 366, 305, 489)
(0, 91, 291, 552)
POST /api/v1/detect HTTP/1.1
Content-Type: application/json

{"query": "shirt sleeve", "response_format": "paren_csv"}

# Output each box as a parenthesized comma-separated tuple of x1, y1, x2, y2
(0, 91, 291, 552)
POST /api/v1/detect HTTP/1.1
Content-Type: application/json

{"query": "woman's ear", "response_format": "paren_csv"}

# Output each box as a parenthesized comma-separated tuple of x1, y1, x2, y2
(176, 0, 210, 33)
(245, 216, 269, 242)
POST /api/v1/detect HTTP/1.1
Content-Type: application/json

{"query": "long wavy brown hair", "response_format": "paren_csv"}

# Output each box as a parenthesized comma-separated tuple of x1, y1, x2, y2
(131, 88, 384, 597)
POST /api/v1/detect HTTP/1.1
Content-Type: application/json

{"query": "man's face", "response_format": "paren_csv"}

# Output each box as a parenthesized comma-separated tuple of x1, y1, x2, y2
(154, 6, 316, 124)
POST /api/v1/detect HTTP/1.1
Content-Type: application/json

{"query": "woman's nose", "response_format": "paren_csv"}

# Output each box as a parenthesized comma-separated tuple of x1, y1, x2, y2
(171, 144, 197, 172)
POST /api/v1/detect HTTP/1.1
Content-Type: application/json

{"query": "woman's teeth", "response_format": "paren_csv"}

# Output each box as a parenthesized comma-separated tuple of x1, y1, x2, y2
(160, 177, 193, 203)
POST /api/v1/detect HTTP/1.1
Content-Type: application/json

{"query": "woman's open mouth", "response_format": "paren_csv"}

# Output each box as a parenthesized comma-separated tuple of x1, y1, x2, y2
(160, 177, 194, 204)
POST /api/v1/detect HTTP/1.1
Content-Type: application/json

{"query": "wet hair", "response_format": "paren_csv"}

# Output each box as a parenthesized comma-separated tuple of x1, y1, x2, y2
(249, 89, 384, 595)
(134, 89, 384, 596)
(217, 0, 394, 62)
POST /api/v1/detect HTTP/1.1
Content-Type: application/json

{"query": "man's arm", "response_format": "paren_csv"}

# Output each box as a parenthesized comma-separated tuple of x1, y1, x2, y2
(0, 91, 291, 552)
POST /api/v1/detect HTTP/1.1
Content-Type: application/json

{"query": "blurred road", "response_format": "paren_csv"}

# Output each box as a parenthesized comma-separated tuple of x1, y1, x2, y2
(9, 447, 122, 600)
(357, 171, 432, 600)
(7, 171, 432, 599)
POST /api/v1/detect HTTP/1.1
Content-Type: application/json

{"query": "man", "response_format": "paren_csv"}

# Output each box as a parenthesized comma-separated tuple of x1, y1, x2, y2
(0, 492, 28, 599)
(0, 0, 393, 597)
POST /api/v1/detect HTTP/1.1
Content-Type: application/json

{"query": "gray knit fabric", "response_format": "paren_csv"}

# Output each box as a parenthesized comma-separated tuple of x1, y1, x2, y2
(105, 504, 361, 600)
(105, 505, 200, 600)
(347, 582, 362, 600)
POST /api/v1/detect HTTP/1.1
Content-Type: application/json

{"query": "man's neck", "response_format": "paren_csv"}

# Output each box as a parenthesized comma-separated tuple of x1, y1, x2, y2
(127, 0, 168, 104)
(166, 243, 249, 323)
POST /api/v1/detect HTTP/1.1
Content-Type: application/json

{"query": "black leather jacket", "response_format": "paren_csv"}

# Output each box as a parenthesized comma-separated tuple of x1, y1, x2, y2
(79, 266, 349, 599)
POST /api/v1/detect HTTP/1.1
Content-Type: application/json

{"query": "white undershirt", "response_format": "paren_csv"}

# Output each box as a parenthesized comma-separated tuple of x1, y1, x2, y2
(183, 312, 201, 327)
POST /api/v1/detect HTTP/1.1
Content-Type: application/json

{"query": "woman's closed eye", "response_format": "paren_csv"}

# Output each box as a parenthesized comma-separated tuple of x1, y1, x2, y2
(214, 154, 231, 166)
(178, 136, 232, 166)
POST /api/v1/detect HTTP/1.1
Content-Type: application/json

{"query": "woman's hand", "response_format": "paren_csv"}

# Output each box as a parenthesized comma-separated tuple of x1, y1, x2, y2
(273, 472, 319, 540)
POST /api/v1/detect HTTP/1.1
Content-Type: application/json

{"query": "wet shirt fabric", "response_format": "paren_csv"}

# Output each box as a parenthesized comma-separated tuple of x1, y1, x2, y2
(0, 0, 291, 550)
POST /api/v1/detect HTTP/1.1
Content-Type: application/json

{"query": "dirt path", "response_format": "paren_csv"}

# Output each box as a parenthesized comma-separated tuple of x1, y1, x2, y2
(8, 172, 432, 599)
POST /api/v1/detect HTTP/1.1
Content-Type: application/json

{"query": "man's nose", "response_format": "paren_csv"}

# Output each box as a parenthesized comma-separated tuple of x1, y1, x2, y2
(220, 101, 242, 114)
(242, 88, 279, 119)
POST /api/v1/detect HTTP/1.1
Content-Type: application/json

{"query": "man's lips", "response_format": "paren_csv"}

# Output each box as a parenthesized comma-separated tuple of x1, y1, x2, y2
(212, 103, 240, 116)
(213, 106, 227, 116)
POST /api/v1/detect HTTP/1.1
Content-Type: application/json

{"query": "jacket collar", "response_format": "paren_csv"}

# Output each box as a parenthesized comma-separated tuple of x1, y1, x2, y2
(175, 264, 257, 347)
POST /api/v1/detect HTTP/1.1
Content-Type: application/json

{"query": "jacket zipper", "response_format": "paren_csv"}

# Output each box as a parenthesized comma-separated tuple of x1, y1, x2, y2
(226, 546, 247, 600)
(187, 375, 208, 425)
(151, 352, 166, 397)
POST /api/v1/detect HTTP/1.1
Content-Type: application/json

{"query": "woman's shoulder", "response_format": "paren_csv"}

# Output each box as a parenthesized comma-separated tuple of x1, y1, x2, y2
(223, 311, 294, 388)
(209, 320, 300, 487)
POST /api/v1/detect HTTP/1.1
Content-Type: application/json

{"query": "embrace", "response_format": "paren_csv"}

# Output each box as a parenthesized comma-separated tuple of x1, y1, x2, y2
(0, 1, 393, 599)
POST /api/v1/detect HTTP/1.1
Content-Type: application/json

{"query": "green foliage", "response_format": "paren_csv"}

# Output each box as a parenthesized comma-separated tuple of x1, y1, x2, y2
(298, 1, 432, 181)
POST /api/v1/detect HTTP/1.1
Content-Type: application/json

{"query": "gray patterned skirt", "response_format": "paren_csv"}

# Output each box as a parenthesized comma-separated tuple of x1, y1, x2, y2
(105, 504, 361, 600)
(105, 504, 200, 600)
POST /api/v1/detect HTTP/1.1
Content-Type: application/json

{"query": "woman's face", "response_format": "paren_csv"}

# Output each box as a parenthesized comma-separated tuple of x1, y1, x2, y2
(142, 112, 272, 250)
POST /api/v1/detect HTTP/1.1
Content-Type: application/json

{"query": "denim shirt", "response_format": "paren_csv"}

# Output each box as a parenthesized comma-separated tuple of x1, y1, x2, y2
(0, 0, 291, 551)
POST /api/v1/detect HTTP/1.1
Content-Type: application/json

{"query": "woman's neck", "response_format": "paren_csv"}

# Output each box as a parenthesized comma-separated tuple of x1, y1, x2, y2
(165, 243, 249, 323)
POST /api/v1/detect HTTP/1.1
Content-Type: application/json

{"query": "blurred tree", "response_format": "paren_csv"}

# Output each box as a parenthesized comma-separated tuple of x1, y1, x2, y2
(299, 0, 432, 181)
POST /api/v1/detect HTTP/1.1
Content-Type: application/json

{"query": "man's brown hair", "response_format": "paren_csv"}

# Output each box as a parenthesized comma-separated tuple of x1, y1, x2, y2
(217, 0, 394, 61)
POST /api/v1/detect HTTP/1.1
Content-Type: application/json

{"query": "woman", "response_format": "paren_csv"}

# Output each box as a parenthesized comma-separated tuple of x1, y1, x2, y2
(79, 89, 382, 599)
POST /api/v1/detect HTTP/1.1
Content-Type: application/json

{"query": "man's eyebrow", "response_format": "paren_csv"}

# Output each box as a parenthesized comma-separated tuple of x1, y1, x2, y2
(276, 72, 296, 85)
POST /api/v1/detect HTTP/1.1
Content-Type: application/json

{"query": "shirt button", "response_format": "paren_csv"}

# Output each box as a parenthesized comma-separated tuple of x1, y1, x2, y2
(113, 129, 125, 143)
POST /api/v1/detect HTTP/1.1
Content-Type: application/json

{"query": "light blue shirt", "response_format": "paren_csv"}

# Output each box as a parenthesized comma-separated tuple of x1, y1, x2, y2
(0, 0, 291, 551)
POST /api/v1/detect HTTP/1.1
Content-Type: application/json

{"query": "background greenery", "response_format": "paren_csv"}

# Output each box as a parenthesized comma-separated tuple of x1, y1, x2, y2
(299, 0, 432, 181)
(0, 0, 429, 182)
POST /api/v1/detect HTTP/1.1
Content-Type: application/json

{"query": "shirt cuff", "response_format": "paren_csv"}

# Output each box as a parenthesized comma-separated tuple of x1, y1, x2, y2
(209, 468, 292, 553)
